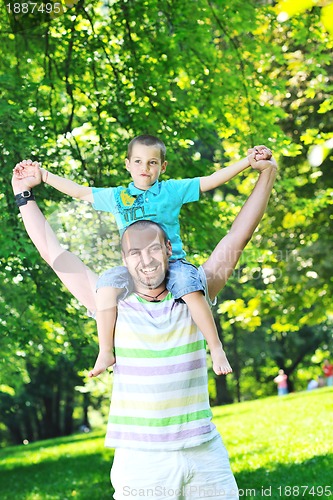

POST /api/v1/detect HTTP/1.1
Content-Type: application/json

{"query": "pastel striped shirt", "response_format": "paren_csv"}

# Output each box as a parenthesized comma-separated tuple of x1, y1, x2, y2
(105, 292, 218, 450)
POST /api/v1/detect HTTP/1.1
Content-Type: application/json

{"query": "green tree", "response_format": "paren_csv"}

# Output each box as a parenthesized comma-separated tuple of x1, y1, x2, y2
(1, 0, 333, 443)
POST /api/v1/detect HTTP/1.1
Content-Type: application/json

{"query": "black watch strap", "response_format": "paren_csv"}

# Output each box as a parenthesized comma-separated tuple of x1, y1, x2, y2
(15, 190, 35, 207)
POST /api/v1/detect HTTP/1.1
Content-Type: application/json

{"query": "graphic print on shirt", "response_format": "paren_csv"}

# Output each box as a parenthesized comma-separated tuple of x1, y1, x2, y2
(116, 188, 157, 226)
(120, 189, 136, 207)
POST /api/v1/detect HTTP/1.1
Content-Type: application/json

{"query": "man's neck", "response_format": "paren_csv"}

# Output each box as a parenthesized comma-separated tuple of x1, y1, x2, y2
(134, 284, 168, 302)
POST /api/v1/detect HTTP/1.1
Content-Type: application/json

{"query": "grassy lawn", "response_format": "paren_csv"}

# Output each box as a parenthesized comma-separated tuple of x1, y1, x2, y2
(214, 387, 333, 499)
(0, 431, 114, 499)
(0, 388, 332, 499)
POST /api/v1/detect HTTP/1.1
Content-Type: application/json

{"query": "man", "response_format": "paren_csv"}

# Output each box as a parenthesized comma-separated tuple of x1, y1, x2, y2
(11, 153, 277, 499)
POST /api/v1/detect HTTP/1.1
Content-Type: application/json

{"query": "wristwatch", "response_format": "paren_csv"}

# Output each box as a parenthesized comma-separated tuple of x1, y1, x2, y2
(15, 190, 35, 207)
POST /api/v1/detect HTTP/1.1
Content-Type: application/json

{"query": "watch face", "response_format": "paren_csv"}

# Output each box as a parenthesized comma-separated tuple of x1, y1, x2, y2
(15, 191, 34, 206)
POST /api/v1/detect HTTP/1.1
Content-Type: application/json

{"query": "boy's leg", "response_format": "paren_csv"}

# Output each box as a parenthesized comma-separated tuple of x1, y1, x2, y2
(89, 266, 134, 377)
(182, 292, 232, 376)
(167, 260, 232, 376)
(89, 286, 122, 377)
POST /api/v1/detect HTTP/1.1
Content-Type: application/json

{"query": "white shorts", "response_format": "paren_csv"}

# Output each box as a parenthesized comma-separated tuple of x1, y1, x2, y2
(110, 435, 239, 499)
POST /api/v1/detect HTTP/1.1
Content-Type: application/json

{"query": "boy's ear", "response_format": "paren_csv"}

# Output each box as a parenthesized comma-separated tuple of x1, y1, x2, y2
(161, 161, 167, 174)
(125, 158, 130, 171)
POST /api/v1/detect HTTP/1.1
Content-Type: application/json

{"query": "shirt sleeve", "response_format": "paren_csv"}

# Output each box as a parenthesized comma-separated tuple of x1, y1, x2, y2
(92, 187, 115, 213)
(166, 178, 201, 205)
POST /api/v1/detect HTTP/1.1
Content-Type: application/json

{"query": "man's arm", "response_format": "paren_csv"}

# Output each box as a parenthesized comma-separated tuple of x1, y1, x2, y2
(202, 158, 277, 300)
(199, 145, 272, 192)
(14, 160, 93, 202)
(11, 171, 98, 312)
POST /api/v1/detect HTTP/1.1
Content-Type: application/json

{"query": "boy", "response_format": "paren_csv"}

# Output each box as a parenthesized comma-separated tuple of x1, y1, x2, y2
(14, 135, 271, 377)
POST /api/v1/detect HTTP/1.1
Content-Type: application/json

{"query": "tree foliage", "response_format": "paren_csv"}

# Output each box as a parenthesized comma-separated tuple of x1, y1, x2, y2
(0, 0, 332, 442)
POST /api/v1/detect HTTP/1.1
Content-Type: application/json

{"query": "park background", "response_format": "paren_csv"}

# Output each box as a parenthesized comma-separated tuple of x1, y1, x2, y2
(0, 0, 332, 498)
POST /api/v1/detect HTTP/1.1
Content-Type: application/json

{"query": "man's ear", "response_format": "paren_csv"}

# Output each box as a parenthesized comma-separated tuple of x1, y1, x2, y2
(160, 161, 168, 174)
(166, 239, 172, 257)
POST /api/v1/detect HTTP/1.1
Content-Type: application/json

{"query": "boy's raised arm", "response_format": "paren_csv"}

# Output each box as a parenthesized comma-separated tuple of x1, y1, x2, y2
(14, 160, 94, 202)
(200, 156, 250, 192)
(199, 145, 272, 192)
(11, 169, 98, 313)
(202, 156, 277, 300)
(42, 167, 94, 202)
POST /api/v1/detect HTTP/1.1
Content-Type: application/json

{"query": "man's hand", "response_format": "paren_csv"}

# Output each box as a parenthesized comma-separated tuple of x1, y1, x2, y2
(13, 159, 43, 182)
(248, 145, 272, 162)
(247, 146, 276, 173)
(12, 160, 42, 193)
(249, 155, 278, 173)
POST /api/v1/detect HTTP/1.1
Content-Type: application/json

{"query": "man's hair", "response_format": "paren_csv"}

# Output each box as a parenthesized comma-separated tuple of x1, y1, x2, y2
(127, 135, 167, 163)
(121, 220, 169, 249)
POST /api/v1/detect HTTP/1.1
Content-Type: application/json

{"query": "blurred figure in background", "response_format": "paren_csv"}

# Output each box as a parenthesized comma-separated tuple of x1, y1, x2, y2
(322, 359, 333, 386)
(307, 378, 318, 391)
(274, 369, 289, 396)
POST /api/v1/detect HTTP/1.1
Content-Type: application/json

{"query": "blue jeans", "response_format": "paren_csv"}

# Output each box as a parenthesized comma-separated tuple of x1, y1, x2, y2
(96, 259, 205, 300)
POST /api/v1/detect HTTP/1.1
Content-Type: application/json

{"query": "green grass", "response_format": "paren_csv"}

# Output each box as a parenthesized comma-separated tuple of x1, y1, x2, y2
(0, 388, 332, 499)
(0, 431, 114, 499)
(215, 387, 333, 499)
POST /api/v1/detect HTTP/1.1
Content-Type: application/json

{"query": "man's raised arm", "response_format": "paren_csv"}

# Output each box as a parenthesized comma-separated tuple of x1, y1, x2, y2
(202, 157, 278, 300)
(11, 171, 98, 313)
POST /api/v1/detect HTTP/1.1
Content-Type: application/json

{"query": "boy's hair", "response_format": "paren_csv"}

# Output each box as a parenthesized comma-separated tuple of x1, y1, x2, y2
(127, 135, 167, 163)
(121, 220, 169, 247)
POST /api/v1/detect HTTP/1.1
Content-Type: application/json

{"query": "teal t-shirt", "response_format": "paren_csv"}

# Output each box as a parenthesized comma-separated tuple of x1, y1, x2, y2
(92, 178, 200, 260)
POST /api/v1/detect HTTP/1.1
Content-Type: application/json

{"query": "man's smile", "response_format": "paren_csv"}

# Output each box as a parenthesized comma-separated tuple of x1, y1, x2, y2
(141, 266, 158, 275)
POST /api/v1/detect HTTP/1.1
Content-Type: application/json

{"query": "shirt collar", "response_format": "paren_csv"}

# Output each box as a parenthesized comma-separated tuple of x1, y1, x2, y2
(127, 181, 160, 196)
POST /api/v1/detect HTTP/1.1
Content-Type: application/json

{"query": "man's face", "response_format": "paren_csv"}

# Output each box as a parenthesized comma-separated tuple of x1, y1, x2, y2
(125, 143, 167, 190)
(122, 225, 172, 290)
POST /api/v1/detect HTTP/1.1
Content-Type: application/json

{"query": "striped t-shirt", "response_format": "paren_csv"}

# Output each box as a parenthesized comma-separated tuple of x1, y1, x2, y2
(105, 292, 218, 450)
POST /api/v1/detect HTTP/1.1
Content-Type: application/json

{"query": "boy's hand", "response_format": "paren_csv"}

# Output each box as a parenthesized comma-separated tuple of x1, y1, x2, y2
(247, 145, 272, 161)
(13, 159, 42, 182)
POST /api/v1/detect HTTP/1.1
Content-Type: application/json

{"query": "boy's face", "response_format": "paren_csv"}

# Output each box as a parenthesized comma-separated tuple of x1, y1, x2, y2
(122, 225, 172, 291)
(125, 143, 167, 190)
